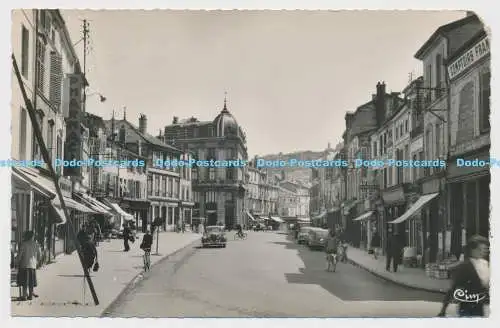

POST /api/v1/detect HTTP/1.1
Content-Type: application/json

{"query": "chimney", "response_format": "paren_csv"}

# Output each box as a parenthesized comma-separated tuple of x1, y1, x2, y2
(138, 114, 147, 134)
(137, 140, 142, 156)
(375, 81, 387, 125)
(345, 113, 354, 129)
(172, 116, 179, 124)
(119, 124, 126, 144)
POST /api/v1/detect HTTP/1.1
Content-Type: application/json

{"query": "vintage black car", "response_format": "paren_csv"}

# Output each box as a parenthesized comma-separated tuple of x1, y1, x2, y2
(202, 226, 227, 248)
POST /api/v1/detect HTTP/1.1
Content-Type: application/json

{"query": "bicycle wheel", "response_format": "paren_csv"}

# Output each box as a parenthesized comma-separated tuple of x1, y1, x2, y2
(146, 253, 151, 271)
(242, 233, 247, 240)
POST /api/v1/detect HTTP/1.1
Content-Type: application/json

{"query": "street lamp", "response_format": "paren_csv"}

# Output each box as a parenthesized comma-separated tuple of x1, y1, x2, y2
(87, 92, 107, 103)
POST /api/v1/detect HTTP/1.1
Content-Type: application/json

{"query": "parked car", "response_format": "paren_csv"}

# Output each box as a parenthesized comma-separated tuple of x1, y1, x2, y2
(307, 228, 329, 250)
(297, 226, 313, 245)
(202, 225, 227, 248)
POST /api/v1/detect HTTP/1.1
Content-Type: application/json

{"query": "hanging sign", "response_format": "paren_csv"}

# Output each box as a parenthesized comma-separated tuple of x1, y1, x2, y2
(63, 74, 83, 176)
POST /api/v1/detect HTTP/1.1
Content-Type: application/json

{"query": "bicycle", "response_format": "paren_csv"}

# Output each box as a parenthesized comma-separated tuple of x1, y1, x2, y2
(234, 232, 247, 240)
(143, 248, 151, 271)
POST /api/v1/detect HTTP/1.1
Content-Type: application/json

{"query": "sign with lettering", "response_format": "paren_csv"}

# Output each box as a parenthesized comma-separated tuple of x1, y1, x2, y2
(448, 36, 490, 80)
(63, 74, 83, 176)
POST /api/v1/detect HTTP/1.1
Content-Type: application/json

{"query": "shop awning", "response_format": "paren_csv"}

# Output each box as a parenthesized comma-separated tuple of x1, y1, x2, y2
(270, 216, 284, 223)
(327, 207, 340, 213)
(298, 217, 311, 223)
(50, 199, 68, 225)
(389, 193, 439, 224)
(12, 167, 57, 199)
(246, 211, 256, 221)
(353, 211, 374, 221)
(109, 203, 134, 221)
(74, 193, 114, 216)
(52, 196, 98, 214)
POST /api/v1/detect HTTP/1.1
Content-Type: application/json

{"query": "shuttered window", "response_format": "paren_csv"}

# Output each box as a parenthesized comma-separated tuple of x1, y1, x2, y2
(49, 51, 63, 112)
(21, 26, 29, 78)
(480, 71, 491, 133)
(36, 43, 46, 94)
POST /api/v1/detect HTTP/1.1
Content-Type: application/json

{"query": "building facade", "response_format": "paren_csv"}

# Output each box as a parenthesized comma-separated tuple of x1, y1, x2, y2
(10, 9, 99, 262)
(411, 13, 483, 263)
(163, 99, 248, 229)
(446, 29, 490, 259)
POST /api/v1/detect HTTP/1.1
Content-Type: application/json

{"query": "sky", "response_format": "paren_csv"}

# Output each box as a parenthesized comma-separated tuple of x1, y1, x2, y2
(61, 10, 465, 157)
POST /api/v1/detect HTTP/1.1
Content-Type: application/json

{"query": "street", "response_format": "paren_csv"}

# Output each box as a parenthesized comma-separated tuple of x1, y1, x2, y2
(104, 231, 451, 318)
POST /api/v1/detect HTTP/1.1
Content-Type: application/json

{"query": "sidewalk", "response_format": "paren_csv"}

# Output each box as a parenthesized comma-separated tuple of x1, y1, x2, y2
(11, 232, 201, 317)
(348, 247, 451, 294)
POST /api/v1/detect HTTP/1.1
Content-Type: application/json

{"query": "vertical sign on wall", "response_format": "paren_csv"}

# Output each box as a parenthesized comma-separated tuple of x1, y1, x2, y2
(63, 74, 83, 176)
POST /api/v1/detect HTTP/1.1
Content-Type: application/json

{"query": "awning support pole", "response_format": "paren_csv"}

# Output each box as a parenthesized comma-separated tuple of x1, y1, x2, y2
(12, 54, 99, 306)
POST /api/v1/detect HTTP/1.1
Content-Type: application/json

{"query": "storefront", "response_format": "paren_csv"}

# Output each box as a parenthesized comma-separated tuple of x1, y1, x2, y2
(381, 185, 407, 252)
(313, 211, 327, 228)
(326, 208, 341, 231)
(119, 197, 150, 232)
(342, 199, 360, 246)
(447, 148, 490, 260)
(352, 209, 375, 250)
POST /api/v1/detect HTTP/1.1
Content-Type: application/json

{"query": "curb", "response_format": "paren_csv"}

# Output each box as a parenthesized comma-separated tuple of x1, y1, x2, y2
(348, 258, 447, 295)
(100, 236, 201, 316)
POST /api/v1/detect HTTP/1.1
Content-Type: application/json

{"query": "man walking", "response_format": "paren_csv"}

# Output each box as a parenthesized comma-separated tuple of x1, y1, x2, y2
(123, 224, 131, 252)
(386, 233, 402, 272)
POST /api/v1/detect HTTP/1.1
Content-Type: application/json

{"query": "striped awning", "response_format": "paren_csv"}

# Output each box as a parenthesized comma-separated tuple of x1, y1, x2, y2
(270, 216, 284, 223)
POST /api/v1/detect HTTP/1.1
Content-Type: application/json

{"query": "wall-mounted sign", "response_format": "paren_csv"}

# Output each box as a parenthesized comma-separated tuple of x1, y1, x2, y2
(448, 36, 490, 80)
(63, 74, 83, 177)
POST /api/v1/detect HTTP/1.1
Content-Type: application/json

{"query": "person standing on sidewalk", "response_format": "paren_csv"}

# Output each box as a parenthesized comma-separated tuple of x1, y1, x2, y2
(81, 235, 99, 271)
(438, 235, 489, 317)
(16, 231, 41, 301)
(371, 230, 381, 259)
(385, 233, 402, 272)
(123, 223, 131, 252)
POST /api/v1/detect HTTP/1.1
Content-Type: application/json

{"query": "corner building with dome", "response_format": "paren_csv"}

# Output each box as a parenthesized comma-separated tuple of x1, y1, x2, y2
(163, 98, 248, 229)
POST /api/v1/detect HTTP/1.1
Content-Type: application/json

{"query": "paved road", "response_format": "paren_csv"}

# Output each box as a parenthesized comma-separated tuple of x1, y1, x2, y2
(104, 231, 454, 317)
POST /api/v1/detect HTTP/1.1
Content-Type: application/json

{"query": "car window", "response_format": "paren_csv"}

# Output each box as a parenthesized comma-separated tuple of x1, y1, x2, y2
(206, 227, 222, 233)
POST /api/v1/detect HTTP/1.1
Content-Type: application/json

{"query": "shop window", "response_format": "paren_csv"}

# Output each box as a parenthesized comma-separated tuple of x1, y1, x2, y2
(456, 81, 474, 144)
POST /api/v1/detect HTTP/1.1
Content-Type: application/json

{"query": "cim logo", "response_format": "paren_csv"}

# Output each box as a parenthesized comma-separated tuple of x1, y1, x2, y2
(453, 289, 487, 303)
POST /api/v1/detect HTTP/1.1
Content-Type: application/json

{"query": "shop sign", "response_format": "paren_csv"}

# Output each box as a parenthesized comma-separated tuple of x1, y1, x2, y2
(448, 36, 490, 80)
(63, 74, 83, 177)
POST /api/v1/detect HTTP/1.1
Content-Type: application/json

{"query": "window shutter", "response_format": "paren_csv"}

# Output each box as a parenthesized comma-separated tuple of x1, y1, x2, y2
(49, 51, 63, 111)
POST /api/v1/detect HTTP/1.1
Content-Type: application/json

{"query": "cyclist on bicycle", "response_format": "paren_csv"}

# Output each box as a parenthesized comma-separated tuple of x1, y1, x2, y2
(325, 229, 339, 272)
(236, 224, 244, 238)
(140, 230, 153, 252)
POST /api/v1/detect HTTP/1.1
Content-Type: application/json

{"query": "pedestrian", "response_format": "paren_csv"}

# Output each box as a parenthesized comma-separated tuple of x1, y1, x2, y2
(123, 223, 131, 252)
(371, 230, 381, 259)
(77, 224, 88, 246)
(81, 234, 99, 272)
(386, 233, 402, 272)
(16, 231, 41, 301)
(438, 235, 489, 317)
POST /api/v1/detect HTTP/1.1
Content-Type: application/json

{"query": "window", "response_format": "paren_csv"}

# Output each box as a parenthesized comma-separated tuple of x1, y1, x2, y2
(435, 54, 442, 96)
(412, 154, 418, 181)
(49, 51, 63, 110)
(154, 175, 160, 196)
(435, 123, 441, 158)
(480, 71, 491, 133)
(21, 25, 29, 78)
(56, 135, 62, 175)
(36, 42, 46, 94)
(226, 167, 234, 180)
(33, 112, 43, 161)
(209, 167, 215, 180)
(162, 176, 167, 197)
(207, 148, 216, 160)
(19, 107, 27, 160)
(168, 178, 173, 197)
(405, 120, 409, 133)
(192, 167, 198, 180)
(47, 121, 54, 162)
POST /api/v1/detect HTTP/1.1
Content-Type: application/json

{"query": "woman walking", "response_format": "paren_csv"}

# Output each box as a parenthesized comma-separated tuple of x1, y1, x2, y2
(438, 235, 489, 317)
(81, 235, 99, 271)
(16, 231, 41, 301)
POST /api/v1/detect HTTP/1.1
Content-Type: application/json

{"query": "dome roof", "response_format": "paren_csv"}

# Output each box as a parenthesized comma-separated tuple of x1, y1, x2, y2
(213, 97, 239, 137)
